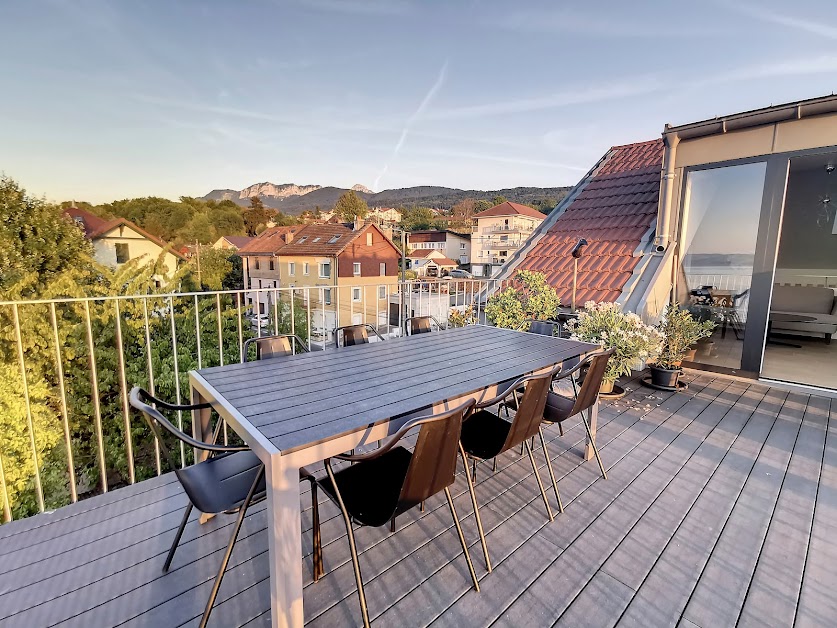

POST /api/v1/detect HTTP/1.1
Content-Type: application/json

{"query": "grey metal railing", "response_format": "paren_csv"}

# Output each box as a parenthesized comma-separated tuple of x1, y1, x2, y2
(0, 278, 498, 523)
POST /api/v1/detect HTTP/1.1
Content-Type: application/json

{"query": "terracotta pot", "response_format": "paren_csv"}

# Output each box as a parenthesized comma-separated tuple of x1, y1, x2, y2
(650, 365, 680, 388)
(683, 347, 697, 362)
(600, 379, 615, 394)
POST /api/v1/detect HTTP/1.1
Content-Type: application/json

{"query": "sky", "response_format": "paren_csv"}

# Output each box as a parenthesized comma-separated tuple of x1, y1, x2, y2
(1, 0, 837, 204)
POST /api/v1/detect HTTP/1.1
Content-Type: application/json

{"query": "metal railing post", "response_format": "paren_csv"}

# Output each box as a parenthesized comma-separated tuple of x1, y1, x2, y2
(83, 300, 108, 493)
(50, 302, 77, 501)
(113, 300, 135, 484)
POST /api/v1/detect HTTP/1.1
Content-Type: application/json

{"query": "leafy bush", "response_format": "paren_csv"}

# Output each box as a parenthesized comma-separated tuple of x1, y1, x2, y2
(485, 271, 560, 330)
(448, 306, 476, 327)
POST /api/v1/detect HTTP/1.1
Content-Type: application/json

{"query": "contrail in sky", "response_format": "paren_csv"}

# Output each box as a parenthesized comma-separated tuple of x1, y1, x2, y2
(374, 59, 448, 190)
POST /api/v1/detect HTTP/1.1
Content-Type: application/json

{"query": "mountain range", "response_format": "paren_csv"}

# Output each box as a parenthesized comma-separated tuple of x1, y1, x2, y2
(202, 182, 572, 215)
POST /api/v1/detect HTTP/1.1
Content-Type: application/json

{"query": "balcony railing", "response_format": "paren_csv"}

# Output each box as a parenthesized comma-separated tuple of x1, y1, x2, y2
(0, 279, 500, 523)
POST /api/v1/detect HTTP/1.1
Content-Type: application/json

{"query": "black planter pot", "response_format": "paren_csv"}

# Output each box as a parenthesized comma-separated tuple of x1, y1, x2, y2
(649, 366, 680, 389)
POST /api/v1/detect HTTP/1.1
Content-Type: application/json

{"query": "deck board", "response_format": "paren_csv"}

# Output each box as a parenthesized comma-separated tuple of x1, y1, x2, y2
(0, 374, 835, 628)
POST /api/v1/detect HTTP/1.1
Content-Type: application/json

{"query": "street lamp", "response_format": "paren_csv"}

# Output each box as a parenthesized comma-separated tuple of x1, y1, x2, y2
(570, 237, 588, 312)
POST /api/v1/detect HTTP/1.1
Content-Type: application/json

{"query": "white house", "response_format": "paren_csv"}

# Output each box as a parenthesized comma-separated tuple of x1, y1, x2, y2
(406, 229, 471, 265)
(470, 201, 545, 277)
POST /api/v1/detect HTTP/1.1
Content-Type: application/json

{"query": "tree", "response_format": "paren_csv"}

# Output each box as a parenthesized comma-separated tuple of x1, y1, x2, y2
(401, 206, 434, 231)
(474, 199, 493, 213)
(333, 190, 368, 222)
(249, 196, 264, 211)
(243, 207, 277, 236)
(0, 176, 95, 299)
(491, 195, 508, 207)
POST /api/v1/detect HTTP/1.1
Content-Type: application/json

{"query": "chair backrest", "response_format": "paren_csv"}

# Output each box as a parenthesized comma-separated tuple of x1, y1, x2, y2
(244, 334, 308, 361)
(398, 399, 476, 508)
(407, 316, 436, 335)
(502, 369, 555, 451)
(569, 349, 614, 418)
(336, 324, 369, 347)
(527, 319, 557, 336)
(129, 387, 201, 472)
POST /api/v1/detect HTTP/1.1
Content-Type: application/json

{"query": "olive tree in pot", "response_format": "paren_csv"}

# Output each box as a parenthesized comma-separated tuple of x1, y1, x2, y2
(651, 304, 715, 388)
(566, 302, 662, 394)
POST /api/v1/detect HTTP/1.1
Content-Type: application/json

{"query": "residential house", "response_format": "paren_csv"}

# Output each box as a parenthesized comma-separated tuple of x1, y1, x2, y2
(470, 202, 545, 277)
(367, 207, 402, 227)
(506, 93, 837, 392)
(406, 229, 471, 265)
(237, 226, 303, 313)
(213, 235, 253, 250)
(64, 206, 183, 283)
(238, 222, 401, 332)
(406, 249, 459, 277)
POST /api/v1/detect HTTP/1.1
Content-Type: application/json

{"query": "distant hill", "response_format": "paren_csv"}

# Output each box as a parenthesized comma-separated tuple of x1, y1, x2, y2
(202, 182, 572, 215)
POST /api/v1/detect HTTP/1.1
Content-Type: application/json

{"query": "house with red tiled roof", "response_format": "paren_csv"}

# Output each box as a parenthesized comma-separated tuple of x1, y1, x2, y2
(237, 222, 401, 330)
(500, 93, 837, 392)
(471, 201, 546, 278)
(63, 206, 184, 282)
(405, 249, 459, 277)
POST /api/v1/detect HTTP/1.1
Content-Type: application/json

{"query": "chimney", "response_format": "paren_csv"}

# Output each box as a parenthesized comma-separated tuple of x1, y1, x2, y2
(285, 230, 293, 243)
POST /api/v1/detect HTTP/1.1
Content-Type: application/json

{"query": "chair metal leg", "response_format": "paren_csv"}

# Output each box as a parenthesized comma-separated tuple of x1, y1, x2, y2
(163, 502, 193, 573)
(524, 440, 554, 522)
(580, 410, 607, 480)
(390, 516, 397, 533)
(538, 428, 563, 513)
(558, 421, 564, 437)
(326, 461, 370, 628)
(311, 482, 324, 582)
(444, 487, 480, 592)
(459, 443, 492, 573)
(200, 465, 264, 628)
(492, 457, 497, 473)
(420, 500, 425, 512)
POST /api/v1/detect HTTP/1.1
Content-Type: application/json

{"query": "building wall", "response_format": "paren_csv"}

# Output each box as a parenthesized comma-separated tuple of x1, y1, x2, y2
(471, 214, 542, 273)
(337, 228, 401, 279)
(92, 226, 179, 278)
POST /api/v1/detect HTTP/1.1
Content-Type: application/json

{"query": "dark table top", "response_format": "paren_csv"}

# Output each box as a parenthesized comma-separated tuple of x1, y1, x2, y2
(196, 325, 597, 454)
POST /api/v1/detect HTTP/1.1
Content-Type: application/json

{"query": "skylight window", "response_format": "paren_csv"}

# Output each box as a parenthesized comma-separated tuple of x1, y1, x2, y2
(327, 235, 341, 243)
(297, 236, 308, 243)
(312, 237, 321, 243)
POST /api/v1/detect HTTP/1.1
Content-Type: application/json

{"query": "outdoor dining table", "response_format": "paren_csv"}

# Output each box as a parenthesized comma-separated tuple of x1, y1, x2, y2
(189, 324, 599, 628)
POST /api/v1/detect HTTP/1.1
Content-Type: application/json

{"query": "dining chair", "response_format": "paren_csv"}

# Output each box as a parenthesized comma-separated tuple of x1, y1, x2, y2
(335, 323, 385, 347)
(541, 348, 614, 481)
(523, 319, 558, 336)
(406, 315, 443, 335)
(129, 387, 279, 627)
(459, 366, 562, 572)
(243, 333, 309, 361)
(306, 398, 480, 628)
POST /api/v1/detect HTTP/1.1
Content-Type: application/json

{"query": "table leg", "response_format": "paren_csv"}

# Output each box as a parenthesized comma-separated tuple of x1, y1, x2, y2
(190, 387, 215, 524)
(266, 454, 305, 628)
(584, 399, 598, 461)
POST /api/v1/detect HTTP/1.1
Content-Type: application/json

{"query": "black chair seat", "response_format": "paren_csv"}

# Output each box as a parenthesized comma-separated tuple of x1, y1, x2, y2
(542, 391, 576, 425)
(177, 450, 266, 514)
(319, 446, 412, 527)
(460, 409, 513, 460)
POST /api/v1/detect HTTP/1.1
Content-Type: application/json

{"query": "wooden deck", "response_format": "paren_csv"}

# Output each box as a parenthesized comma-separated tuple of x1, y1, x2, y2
(1, 371, 835, 627)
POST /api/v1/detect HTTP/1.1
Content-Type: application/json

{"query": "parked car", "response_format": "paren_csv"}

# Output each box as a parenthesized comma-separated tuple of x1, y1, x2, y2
(249, 314, 270, 328)
(446, 269, 473, 279)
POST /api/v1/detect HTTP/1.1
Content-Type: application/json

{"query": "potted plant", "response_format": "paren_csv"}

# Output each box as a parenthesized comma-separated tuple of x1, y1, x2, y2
(651, 304, 715, 388)
(485, 270, 561, 330)
(566, 302, 662, 394)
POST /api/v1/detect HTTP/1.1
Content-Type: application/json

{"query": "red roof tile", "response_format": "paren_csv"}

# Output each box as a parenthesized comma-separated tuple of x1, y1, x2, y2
(515, 139, 663, 304)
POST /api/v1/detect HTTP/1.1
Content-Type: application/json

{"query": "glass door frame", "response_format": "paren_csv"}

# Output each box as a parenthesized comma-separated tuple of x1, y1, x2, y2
(677, 144, 837, 377)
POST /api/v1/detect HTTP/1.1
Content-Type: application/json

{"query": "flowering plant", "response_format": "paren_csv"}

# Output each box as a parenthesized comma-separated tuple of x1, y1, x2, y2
(567, 301, 662, 384)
